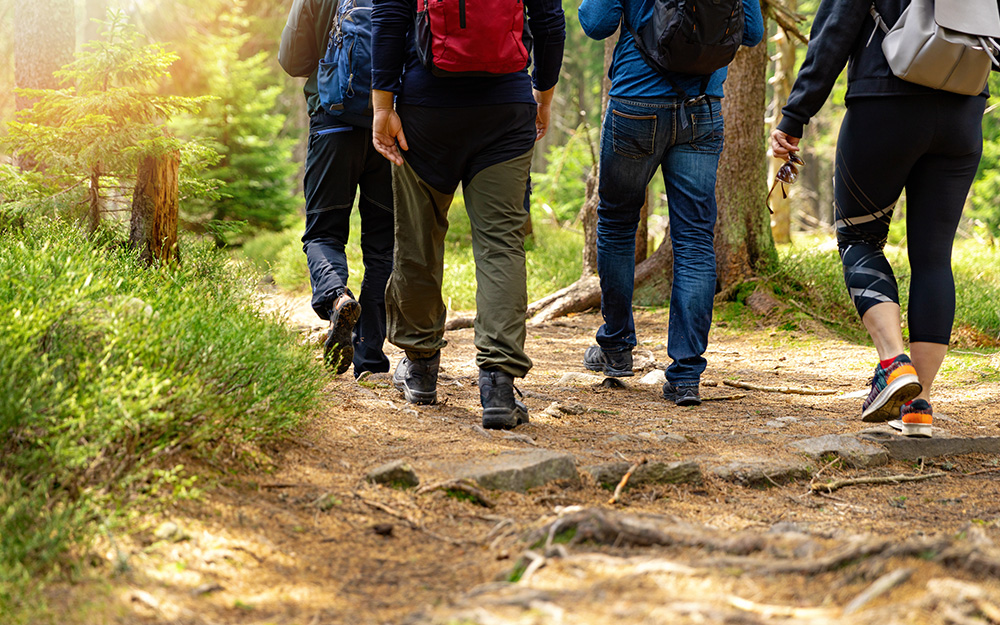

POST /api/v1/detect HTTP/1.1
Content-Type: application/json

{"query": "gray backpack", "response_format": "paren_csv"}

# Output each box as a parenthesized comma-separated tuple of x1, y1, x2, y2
(869, 0, 1000, 95)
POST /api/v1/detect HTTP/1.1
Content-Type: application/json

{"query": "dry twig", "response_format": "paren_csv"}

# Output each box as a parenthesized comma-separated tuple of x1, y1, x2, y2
(355, 494, 474, 546)
(723, 380, 837, 395)
(609, 458, 647, 505)
(811, 471, 946, 494)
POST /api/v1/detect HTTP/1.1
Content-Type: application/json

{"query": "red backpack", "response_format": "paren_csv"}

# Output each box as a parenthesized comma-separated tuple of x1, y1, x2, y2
(415, 0, 532, 76)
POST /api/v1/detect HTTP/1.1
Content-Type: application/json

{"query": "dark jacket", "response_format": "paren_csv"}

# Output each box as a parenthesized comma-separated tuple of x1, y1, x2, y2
(279, 0, 338, 118)
(371, 0, 565, 107)
(776, 0, 988, 138)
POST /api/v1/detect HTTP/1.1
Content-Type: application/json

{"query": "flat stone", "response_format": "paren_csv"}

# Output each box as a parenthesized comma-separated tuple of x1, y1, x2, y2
(366, 459, 420, 488)
(445, 450, 578, 493)
(710, 460, 813, 488)
(636, 430, 687, 444)
(632, 349, 656, 371)
(582, 460, 702, 489)
(789, 434, 889, 468)
(555, 372, 605, 386)
(639, 369, 666, 385)
(859, 436, 1000, 461)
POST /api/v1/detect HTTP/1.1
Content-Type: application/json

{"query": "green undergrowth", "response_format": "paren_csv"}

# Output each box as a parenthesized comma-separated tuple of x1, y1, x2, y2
(0, 217, 323, 622)
(239, 194, 583, 310)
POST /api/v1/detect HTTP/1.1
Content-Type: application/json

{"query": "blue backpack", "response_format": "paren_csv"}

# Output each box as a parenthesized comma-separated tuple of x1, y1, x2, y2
(317, 0, 373, 128)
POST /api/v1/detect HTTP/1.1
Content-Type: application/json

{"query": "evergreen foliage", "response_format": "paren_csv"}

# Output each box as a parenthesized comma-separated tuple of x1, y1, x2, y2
(2, 10, 219, 226)
(170, 7, 300, 245)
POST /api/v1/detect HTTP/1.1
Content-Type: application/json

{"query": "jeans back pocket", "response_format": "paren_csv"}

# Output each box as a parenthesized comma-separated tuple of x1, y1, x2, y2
(611, 110, 657, 159)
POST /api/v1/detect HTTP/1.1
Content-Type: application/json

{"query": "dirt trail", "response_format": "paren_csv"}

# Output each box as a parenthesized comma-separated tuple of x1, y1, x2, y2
(85, 294, 1000, 625)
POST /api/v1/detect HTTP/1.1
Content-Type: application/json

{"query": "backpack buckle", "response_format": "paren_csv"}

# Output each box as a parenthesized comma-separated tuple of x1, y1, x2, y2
(684, 94, 707, 106)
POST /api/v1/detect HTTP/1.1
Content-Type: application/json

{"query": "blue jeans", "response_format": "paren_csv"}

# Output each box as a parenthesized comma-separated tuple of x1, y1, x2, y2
(302, 112, 394, 375)
(595, 96, 724, 387)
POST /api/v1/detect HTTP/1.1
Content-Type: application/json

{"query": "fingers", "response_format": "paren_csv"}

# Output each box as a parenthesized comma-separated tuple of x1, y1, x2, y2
(769, 129, 801, 160)
(396, 126, 408, 153)
(373, 135, 403, 166)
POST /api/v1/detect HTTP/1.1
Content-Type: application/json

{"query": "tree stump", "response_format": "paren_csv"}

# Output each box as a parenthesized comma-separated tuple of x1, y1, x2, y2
(130, 152, 180, 265)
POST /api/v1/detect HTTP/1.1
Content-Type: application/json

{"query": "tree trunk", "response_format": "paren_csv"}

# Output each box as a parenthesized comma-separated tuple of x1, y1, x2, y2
(714, 42, 777, 292)
(14, 0, 74, 111)
(767, 1, 797, 244)
(635, 191, 649, 264)
(88, 167, 101, 233)
(130, 152, 180, 266)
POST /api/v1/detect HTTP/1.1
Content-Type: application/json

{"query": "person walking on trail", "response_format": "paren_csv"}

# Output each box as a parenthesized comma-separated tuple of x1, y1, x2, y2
(370, 0, 565, 429)
(770, 0, 993, 438)
(577, 0, 764, 407)
(279, 0, 394, 378)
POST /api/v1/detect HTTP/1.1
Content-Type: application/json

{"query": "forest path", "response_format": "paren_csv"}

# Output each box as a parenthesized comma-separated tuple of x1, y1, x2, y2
(96, 294, 1000, 625)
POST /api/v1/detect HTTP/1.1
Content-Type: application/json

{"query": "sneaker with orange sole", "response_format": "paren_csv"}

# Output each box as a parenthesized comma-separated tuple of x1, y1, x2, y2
(861, 354, 922, 422)
(896, 399, 933, 438)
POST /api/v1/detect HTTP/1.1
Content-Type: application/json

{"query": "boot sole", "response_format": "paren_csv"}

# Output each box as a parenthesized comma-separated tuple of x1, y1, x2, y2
(583, 362, 634, 378)
(861, 374, 921, 422)
(393, 379, 437, 405)
(482, 406, 529, 430)
(325, 300, 361, 375)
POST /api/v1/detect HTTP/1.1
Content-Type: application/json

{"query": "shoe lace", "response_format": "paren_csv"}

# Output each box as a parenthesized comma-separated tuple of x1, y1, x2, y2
(513, 384, 523, 399)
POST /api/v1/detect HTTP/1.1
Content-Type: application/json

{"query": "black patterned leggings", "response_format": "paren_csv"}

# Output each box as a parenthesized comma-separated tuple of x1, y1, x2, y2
(835, 93, 985, 345)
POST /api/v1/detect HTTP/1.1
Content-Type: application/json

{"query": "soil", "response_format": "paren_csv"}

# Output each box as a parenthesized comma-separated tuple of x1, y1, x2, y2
(67, 293, 1000, 625)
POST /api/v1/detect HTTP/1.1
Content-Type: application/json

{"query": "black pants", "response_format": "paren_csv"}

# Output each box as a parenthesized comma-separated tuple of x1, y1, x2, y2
(302, 112, 393, 375)
(835, 93, 984, 345)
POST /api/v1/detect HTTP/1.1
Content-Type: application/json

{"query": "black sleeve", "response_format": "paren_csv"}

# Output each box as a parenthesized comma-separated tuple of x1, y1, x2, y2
(777, 0, 872, 137)
(524, 0, 566, 92)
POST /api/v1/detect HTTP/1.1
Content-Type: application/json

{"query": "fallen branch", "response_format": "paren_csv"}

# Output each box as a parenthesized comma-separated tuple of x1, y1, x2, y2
(416, 479, 496, 508)
(842, 568, 914, 615)
(723, 380, 837, 395)
(811, 471, 947, 494)
(609, 458, 647, 505)
(700, 394, 747, 402)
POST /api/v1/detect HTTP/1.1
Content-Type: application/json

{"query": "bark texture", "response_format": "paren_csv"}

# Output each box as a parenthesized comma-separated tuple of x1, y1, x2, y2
(130, 153, 180, 266)
(714, 42, 777, 292)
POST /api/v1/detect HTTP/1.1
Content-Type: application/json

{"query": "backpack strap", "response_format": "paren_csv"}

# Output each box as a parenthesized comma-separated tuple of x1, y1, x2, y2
(619, 14, 711, 128)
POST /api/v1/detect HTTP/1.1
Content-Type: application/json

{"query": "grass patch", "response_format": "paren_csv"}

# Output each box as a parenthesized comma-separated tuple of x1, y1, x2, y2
(0, 216, 323, 622)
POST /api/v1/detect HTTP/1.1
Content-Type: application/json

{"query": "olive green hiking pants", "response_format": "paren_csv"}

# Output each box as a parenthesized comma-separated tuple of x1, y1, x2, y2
(386, 149, 534, 378)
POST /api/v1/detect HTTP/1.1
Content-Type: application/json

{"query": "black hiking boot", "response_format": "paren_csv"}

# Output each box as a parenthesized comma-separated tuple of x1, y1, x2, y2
(663, 381, 701, 407)
(583, 344, 634, 377)
(479, 368, 529, 430)
(393, 352, 439, 405)
(324, 295, 361, 375)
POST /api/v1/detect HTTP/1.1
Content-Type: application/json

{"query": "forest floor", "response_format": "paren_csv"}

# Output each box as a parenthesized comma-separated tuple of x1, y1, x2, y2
(67, 292, 1000, 625)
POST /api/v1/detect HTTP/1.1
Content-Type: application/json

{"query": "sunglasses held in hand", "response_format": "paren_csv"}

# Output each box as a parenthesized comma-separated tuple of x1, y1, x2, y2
(766, 153, 804, 214)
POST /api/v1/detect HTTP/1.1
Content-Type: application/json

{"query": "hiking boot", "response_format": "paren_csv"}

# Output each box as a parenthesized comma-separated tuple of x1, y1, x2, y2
(324, 295, 361, 375)
(392, 352, 439, 405)
(896, 399, 933, 438)
(583, 345, 634, 377)
(663, 381, 701, 407)
(479, 368, 529, 430)
(861, 354, 922, 422)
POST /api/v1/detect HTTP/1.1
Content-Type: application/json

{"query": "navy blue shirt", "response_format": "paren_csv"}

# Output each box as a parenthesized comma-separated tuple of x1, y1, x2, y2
(371, 0, 566, 106)
(578, 0, 764, 99)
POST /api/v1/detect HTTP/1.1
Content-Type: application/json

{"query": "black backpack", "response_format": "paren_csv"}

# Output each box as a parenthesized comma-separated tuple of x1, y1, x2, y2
(624, 0, 744, 100)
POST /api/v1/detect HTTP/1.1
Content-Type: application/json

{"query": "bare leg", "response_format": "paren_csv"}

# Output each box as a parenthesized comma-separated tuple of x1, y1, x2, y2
(909, 342, 947, 402)
(861, 302, 906, 361)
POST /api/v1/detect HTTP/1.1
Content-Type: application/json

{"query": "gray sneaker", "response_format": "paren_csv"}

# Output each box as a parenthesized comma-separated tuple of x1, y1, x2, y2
(663, 381, 701, 406)
(392, 353, 439, 405)
(479, 368, 529, 430)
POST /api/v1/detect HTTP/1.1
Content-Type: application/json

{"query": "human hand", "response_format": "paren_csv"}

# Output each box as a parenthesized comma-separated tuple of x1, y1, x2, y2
(770, 129, 801, 160)
(371, 89, 407, 166)
(533, 87, 556, 141)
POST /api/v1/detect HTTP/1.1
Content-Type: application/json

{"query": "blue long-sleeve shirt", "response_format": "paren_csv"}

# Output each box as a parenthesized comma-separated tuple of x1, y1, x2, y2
(578, 0, 764, 99)
(372, 0, 566, 107)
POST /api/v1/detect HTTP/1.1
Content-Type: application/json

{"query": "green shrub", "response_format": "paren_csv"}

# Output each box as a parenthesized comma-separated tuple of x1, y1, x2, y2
(0, 217, 323, 617)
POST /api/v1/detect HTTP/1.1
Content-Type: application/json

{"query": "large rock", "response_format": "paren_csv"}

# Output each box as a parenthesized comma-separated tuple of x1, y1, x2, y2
(366, 459, 420, 488)
(710, 460, 813, 488)
(443, 450, 578, 493)
(789, 434, 888, 468)
(858, 433, 1000, 460)
(582, 461, 702, 489)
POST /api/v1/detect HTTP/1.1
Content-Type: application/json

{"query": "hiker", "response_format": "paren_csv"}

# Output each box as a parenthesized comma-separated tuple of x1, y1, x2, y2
(578, 0, 764, 406)
(279, 0, 393, 378)
(770, 0, 994, 437)
(370, 0, 565, 429)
